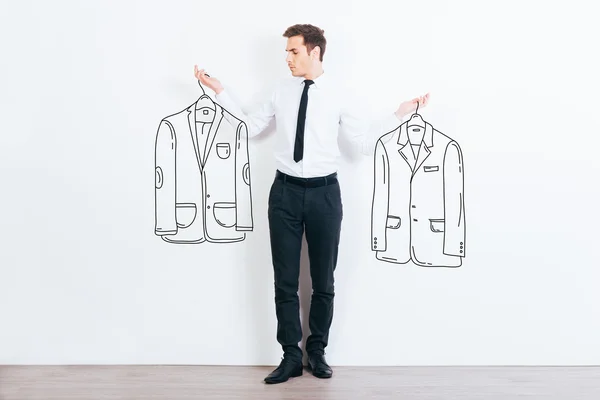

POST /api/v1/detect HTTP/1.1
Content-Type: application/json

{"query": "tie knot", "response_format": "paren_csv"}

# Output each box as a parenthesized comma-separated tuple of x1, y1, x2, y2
(304, 79, 314, 86)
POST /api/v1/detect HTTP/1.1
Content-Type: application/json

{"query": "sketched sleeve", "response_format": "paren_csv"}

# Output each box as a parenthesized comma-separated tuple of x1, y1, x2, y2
(442, 141, 465, 256)
(235, 122, 253, 231)
(371, 138, 390, 251)
(154, 119, 177, 235)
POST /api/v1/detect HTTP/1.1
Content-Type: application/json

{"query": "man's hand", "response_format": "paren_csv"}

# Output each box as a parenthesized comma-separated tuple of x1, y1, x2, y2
(194, 65, 224, 94)
(395, 92, 430, 120)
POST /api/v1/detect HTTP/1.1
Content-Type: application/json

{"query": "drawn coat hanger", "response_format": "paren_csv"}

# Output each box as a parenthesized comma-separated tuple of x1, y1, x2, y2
(195, 79, 215, 111)
(407, 100, 425, 129)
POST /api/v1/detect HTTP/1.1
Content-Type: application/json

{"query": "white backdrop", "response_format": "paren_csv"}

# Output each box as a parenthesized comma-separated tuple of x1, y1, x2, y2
(1, 0, 599, 365)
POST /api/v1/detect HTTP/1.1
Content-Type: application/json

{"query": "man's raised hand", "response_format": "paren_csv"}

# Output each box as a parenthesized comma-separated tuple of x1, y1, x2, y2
(194, 65, 224, 94)
(396, 92, 430, 119)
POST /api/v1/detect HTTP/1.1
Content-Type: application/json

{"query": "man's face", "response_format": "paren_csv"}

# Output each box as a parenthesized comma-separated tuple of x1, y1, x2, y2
(285, 35, 315, 77)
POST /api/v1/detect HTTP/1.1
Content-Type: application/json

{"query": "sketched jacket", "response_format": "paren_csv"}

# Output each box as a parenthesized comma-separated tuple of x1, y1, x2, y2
(154, 96, 253, 244)
(371, 120, 465, 267)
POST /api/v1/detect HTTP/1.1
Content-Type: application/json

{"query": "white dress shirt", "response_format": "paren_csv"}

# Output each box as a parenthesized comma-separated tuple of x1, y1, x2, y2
(215, 71, 402, 178)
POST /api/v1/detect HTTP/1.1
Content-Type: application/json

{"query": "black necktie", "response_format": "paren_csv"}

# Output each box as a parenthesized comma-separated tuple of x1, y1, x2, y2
(293, 79, 314, 162)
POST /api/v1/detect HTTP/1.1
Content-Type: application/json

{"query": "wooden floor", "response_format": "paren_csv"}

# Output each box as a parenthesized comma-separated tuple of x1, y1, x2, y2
(1, 365, 599, 399)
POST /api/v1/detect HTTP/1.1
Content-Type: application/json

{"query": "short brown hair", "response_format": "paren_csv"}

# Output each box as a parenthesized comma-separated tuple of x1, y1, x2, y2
(282, 24, 326, 61)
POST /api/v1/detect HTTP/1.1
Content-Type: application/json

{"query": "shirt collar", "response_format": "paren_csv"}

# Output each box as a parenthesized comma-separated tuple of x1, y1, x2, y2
(297, 70, 326, 89)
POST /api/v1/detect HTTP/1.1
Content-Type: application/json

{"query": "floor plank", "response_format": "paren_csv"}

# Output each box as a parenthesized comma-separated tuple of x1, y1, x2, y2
(1, 365, 599, 399)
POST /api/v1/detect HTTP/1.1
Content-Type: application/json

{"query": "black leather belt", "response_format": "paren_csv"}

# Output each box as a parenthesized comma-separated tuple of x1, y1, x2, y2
(275, 170, 337, 188)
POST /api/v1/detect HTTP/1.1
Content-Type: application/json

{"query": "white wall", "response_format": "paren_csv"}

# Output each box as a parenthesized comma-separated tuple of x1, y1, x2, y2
(1, 0, 599, 365)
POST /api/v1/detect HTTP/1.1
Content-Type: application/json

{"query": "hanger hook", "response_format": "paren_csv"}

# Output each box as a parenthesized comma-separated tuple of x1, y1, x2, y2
(197, 79, 206, 95)
(415, 100, 420, 115)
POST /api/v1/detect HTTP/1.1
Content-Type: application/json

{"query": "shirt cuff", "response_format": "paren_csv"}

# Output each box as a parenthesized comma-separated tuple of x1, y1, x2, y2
(215, 88, 231, 105)
(215, 88, 244, 120)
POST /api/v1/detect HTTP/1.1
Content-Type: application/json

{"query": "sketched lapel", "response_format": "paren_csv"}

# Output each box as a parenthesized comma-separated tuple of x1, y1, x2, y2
(186, 103, 203, 170)
(413, 122, 434, 174)
(202, 102, 224, 166)
(397, 122, 417, 172)
(185, 98, 225, 169)
(397, 121, 435, 177)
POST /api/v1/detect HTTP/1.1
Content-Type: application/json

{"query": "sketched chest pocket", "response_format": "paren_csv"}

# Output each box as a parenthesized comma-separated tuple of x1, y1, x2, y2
(423, 165, 439, 173)
(216, 143, 231, 159)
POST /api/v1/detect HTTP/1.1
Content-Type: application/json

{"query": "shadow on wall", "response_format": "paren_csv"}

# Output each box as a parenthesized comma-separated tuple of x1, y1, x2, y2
(242, 118, 277, 365)
(242, 31, 284, 365)
(299, 234, 312, 366)
(241, 120, 313, 365)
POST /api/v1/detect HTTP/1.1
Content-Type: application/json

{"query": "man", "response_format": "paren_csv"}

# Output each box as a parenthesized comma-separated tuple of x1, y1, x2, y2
(194, 24, 429, 384)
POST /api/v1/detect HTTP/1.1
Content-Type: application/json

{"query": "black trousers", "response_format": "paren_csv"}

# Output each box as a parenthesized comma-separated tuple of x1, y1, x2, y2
(267, 170, 343, 361)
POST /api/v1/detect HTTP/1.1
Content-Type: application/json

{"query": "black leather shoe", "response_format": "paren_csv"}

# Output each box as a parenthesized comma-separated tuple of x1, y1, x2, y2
(307, 353, 332, 378)
(264, 357, 303, 384)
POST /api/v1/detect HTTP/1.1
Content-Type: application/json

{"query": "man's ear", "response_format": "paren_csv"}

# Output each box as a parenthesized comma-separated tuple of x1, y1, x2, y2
(311, 45, 320, 59)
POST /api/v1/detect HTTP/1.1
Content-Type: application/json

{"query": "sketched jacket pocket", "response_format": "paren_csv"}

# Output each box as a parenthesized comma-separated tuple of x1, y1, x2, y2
(216, 143, 231, 159)
(386, 215, 401, 229)
(423, 165, 439, 172)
